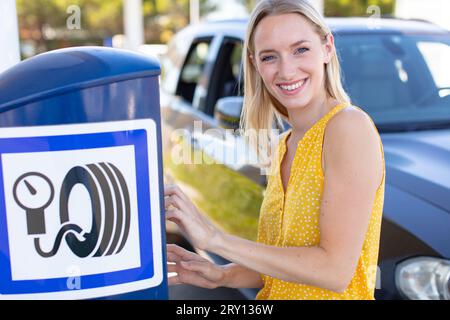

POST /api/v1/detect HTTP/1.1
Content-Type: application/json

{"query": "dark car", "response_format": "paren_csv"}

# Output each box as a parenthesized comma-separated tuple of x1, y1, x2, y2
(160, 17, 450, 300)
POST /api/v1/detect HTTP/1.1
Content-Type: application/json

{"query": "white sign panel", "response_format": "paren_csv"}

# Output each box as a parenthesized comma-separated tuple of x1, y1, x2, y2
(0, 119, 164, 299)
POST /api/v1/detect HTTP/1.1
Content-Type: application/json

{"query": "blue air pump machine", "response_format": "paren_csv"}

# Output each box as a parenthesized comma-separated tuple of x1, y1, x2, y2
(0, 47, 168, 299)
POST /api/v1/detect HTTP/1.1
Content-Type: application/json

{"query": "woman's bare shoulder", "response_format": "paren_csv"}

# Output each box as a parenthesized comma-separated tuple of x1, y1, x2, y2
(323, 105, 383, 187)
(325, 105, 379, 143)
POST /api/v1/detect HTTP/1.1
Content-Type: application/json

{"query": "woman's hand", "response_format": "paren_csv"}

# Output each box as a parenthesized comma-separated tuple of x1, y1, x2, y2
(164, 184, 222, 251)
(167, 244, 227, 289)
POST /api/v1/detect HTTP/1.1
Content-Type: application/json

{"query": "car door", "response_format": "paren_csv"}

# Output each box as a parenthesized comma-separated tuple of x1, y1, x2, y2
(162, 34, 264, 242)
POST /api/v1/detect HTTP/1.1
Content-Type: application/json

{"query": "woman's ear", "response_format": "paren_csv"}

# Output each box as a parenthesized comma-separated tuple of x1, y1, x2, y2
(249, 54, 256, 68)
(324, 33, 335, 64)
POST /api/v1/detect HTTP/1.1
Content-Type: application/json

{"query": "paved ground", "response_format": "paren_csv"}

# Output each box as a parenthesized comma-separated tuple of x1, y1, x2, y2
(169, 284, 246, 300)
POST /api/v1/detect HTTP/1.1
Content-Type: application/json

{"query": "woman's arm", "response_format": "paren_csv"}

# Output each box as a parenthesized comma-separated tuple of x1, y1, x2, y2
(222, 263, 264, 289)
(165, 108, 383, 292)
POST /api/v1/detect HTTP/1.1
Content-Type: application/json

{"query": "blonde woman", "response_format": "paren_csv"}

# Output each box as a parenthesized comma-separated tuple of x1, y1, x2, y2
(165, 0, 385, 300)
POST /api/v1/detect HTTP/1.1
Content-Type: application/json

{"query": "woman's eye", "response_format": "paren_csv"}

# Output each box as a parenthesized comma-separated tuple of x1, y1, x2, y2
(261, 55, 275, 62)
(295, 47, 309, 54)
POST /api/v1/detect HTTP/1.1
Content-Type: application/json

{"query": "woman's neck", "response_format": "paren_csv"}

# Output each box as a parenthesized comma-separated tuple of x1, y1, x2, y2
(287, 95, 339, 139)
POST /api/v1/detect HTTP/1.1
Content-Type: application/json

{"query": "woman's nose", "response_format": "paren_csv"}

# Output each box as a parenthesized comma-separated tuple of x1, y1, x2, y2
(278, 57, 297, 81)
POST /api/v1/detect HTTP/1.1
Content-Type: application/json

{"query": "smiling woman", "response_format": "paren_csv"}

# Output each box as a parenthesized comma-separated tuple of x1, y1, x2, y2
(165, 0, 385, 300)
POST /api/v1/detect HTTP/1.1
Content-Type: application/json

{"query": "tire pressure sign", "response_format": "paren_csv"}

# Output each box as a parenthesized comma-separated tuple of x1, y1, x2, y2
(0, 120, 164, 299)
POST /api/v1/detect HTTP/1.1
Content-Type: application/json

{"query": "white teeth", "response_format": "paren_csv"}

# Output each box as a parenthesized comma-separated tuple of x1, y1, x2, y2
(279, 79, 305, 91)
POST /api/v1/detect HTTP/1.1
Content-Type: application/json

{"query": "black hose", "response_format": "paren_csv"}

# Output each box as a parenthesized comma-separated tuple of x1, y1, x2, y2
(34, 223, 83, 258)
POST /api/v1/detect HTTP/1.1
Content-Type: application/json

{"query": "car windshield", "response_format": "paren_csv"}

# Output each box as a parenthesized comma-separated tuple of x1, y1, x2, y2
(336, 33, 450, 132)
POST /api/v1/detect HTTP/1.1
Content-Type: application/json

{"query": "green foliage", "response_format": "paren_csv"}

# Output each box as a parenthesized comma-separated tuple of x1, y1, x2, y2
(325, 0, 396, 17)
(143, 0, 215, 44)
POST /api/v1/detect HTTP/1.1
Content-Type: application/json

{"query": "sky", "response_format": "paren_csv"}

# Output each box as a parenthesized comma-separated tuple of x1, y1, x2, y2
(205, 0, 249, 21)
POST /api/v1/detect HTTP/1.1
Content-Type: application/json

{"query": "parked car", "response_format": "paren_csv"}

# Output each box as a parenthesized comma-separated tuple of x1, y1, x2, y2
(160, 17, 450, 300)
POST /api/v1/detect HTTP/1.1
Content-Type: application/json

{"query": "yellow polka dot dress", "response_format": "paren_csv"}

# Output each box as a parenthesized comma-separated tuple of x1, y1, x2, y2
(256, 103, 385, 300)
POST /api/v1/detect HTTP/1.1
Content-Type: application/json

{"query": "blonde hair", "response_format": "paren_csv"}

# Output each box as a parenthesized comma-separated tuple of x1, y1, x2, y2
(240, 0, 351, 165)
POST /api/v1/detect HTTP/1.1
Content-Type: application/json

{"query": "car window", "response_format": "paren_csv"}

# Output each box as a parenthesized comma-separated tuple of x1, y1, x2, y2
(417, 41, 450, 89)
(176, 39, 212, 104)
(205, 38, 244, 115)
(336, 34, 450, 131)
(230, 42, 244, 84)
(161, 29, 196, 95)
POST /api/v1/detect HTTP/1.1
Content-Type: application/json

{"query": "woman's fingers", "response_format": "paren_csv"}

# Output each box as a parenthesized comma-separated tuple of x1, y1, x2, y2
(167, 263, 178, 273)
(164, 193, 184, 211)
(167, 252, 178, 263)
(164, 184, 189, 203)
(180, 260, 206, 272)
(181, 261, 222, 282)
(167, 252, 186, 263)
(167, 245, 222, 289)
(165, 207, 183, 224)
(167, 244, 205, 262)
(164, 184, 218, 252)
(167, 263, 216, 288)
(165, 185, 198, 214)
(177, 269, 218, 289)
(168, 274, 181, 286)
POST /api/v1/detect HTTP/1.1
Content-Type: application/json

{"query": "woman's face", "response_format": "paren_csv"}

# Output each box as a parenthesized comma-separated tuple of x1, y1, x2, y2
(252, 13, 333, 111)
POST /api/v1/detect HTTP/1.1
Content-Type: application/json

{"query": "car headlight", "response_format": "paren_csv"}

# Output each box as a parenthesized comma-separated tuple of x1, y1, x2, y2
(395, 257, 450, 300)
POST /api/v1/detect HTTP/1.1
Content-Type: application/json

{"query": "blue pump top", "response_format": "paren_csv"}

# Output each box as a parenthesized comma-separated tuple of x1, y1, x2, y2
(0, 46, 161, 109)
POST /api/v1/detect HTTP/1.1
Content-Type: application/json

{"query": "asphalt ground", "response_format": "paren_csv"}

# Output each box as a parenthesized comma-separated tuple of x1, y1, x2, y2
(169, 284, 246, 300)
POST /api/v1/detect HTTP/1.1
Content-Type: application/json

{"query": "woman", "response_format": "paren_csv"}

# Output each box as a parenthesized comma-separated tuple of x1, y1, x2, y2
(165, 0, 385, 300)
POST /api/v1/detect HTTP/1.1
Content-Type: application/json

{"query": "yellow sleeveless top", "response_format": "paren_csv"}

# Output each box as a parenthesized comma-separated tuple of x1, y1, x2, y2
(256, 103, 385, 300)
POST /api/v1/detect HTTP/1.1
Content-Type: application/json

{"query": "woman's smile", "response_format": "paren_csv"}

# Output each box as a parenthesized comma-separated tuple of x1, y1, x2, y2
(276, 77, 308, 96)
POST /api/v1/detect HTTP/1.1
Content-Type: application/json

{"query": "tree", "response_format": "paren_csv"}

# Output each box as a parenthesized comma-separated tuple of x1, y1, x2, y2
(17, 0, 123, 54)
(17, 0, 217, 55)
(142, 0, 216, 43)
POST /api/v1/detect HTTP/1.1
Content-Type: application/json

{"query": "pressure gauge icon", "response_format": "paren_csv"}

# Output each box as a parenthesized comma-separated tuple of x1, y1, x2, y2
(13, 172, 54, 235)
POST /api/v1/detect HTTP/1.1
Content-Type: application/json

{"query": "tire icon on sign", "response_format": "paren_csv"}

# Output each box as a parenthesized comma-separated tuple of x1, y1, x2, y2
(13, 162, 131, 258)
